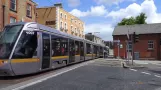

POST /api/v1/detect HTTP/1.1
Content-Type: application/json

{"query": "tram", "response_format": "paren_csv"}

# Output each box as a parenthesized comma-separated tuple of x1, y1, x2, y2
(0, 22, 106, 76)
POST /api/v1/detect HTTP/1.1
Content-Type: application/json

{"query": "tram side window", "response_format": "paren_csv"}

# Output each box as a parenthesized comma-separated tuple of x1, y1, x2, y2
(51, 35, 68, 56)
(86, 43, 91, 54)
(51, 36, 61, 56)
(12, 31, 37, 59)
(61, 38, 68, 56)
(75, 41, 80, 55)
(80, 42, 84, 56)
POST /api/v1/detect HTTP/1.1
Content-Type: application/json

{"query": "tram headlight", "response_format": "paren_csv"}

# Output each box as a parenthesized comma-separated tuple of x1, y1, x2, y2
(2, 61, 8, 64)
(0, 60, 8, 66)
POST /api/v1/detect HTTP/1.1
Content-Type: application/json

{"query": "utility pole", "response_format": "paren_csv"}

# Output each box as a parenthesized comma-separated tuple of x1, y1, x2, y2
(117, 39, 120, 60)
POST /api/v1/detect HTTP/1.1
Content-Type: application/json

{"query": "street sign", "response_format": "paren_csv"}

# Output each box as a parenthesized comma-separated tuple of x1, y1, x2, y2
(120, 44, 123, 48)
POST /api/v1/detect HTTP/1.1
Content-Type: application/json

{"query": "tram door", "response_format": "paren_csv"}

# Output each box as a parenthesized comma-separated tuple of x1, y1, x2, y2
(80, 42, 84, 61)
(69, 39, 75, 63)
(42, 33, 51, 69)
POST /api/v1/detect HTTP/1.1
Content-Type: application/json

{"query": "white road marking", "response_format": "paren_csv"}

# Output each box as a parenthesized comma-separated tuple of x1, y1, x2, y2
(154, 75, 161, 78)
(12, 60, 95, 90)
(130, 69, 137, 72)
(141, 72, 151, 75)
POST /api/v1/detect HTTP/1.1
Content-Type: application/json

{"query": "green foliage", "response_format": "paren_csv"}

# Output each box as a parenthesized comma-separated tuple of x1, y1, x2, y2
(118, 13, 147, 26)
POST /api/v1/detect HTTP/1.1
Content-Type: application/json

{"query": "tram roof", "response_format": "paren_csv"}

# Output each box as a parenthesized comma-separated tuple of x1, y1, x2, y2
(6, 22, 105, 47)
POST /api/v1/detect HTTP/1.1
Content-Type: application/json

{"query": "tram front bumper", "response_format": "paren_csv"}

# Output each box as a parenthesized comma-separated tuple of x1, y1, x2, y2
(0, 60, 14, 76)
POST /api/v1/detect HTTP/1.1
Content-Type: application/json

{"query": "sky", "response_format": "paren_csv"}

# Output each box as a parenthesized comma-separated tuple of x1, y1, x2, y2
(33, 0, 161, 41)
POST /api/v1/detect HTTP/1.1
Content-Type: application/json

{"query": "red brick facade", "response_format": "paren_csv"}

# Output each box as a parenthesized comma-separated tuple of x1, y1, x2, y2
(113, 33, 161, 60)
(0, 0, 36, 31)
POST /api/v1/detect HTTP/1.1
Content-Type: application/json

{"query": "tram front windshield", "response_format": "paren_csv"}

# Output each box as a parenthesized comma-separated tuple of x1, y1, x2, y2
(0, 25, 23, 59)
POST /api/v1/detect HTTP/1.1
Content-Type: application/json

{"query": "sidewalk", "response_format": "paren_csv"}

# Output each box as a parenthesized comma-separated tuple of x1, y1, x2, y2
(121, 60, 145, 68)
(134, 60, 161, 65)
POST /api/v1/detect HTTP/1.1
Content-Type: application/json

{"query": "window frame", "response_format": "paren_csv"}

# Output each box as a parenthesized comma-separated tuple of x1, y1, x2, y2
(65, 14, 67, 20)
(60, 21, 63, 29)
(26, 3, 32, 18)
(60, 12, 63, 19)
(10, 16, 16, 23)
(148, 40, 154, 50)
(64, 22, 67, 30)
(10, 0, 17, 12)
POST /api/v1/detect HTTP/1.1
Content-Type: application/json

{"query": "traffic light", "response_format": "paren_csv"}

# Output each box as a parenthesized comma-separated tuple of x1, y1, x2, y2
(133, 32, 139, 43)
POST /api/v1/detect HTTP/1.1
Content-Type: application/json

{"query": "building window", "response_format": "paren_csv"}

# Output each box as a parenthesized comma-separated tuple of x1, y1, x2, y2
(65, 15, 67, 20)
(10, 0, 17, 11)
(27, 4, 32, 17)
(60, 13, 63, 18)
(148, 40, 154, 49)
(64, 23, 67, 29)
(60, 22, 63, 28)
(10, 17, 16, 23)
(75, 20, 77, 23)
(75, 28, 77, 33)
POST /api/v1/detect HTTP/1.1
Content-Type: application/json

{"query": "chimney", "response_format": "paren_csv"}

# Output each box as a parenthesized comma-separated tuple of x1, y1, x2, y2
(54, 3, 63, 8)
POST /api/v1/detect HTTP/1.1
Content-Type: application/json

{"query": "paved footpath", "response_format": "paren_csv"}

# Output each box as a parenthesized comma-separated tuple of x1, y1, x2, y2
(1, 59, 161, 90)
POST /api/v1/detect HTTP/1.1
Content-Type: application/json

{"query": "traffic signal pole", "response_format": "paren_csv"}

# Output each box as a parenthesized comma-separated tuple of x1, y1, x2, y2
(132, 34, 134, 65)
(132, 32, 139, 65)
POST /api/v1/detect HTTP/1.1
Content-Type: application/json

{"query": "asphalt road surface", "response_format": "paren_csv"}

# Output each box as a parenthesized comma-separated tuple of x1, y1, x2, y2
(1, 59, 161, 90)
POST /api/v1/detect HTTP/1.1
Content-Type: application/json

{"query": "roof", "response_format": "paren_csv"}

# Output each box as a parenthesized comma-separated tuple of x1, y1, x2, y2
(29, 0, 37, 5)
(113, 23, 161, 36)
(5, 22, 105, 46)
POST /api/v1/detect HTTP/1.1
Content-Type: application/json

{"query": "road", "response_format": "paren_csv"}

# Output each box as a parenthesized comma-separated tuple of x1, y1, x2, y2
(1, 59, 161, 90)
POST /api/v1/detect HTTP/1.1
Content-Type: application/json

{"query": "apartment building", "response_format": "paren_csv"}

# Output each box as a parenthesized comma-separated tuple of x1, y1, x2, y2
(0, 0, 37, 31)
(36, 3, 85, 38)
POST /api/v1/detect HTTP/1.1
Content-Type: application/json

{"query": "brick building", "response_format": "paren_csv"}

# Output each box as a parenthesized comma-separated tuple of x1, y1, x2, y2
(0, 0, 37, 31)
(113, 23, 161, 60)
(36, 3, 85, 38)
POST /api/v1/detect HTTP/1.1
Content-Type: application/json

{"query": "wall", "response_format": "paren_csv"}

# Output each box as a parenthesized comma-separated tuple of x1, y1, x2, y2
(0, 0, 36, 30)
(0, 0, 3, 31)
(113, 34, 161, 60)
(36, 7, 57, 29)
(59, 8, 84, 38)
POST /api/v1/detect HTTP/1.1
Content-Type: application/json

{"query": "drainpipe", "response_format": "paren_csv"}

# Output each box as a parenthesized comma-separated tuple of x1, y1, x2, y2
(2, 5, 5, 28)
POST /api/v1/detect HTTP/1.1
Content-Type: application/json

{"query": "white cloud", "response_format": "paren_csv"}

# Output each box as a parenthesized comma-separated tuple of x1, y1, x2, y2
(85, 23, 114, 40)
(95, 0, 136, 5)
(68, 0, 81, 7)
(107, 0, 161, 23)
(70, 5, 108, 17)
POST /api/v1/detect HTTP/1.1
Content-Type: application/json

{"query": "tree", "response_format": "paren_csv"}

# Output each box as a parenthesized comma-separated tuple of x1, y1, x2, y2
(135, 13, 147, 24)
(117, 13, 147, 26)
